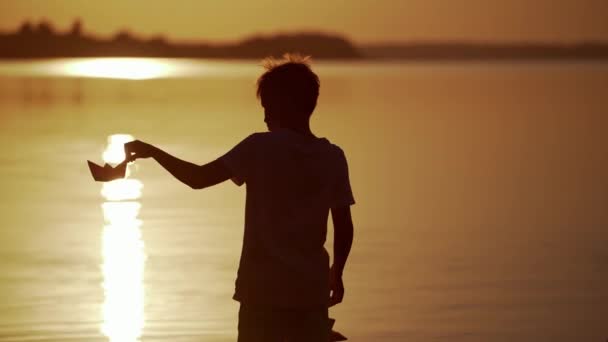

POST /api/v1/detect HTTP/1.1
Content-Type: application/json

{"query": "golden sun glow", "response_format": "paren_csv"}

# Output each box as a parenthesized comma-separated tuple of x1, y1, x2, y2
(103, 134, 134, 164)
(100, 134, 146, 342)
(101, 179, 143, 201)
(101, 134, 143, 201)
(63, 58, 172, 80)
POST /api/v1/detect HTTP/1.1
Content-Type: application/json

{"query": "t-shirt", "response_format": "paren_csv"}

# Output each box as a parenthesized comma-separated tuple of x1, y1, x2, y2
(219, 128, 355, 308)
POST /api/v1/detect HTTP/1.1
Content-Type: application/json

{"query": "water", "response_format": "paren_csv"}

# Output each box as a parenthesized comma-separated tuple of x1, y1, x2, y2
(0, 58, 607, 341)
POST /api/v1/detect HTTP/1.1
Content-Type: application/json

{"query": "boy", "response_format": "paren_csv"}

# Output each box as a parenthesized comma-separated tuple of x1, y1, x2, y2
(124, 54, 355, 342)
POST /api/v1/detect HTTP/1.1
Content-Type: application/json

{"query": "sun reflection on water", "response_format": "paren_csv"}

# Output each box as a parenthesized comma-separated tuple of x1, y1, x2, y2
(63, 58, 173, 80)
(100, 134, 146, 342)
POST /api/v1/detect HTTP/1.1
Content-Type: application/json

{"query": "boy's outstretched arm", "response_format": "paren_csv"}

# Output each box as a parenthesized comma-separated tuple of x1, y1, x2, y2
(124, 140, 231, 189)
(329, 205, 354, 307)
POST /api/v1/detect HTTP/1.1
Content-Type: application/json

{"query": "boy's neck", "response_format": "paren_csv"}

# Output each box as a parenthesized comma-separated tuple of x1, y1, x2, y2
(281, 122, 315, 138)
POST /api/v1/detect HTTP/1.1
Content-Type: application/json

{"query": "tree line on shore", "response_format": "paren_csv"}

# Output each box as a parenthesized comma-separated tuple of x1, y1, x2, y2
(0, 19, 360, 59)
(1, 19, 607, 60)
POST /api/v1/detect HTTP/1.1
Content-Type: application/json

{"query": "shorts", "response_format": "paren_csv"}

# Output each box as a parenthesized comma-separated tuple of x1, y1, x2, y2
(237, 303, 330, 342)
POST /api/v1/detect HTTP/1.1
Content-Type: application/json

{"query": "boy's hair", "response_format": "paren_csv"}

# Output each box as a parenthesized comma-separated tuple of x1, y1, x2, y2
(256, 53, 320, 118)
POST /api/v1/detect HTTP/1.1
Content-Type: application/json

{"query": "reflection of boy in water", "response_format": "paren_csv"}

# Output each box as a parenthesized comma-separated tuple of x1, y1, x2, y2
(124, 54, 355, 342)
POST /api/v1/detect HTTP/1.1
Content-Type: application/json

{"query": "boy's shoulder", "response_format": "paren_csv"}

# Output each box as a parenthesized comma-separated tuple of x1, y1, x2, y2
(249, 130, 345, 154)
(254, 131, 347, 161)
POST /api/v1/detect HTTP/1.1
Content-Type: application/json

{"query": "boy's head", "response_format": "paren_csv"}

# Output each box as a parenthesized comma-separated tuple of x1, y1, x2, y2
(256, 54, 320, 131)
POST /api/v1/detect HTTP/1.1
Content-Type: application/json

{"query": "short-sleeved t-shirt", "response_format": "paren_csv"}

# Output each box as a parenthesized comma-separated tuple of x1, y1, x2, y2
(219, 128, 355, 308)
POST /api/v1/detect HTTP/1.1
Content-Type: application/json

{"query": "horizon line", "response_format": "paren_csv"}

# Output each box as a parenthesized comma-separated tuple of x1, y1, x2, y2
(2, 19, 608, 47)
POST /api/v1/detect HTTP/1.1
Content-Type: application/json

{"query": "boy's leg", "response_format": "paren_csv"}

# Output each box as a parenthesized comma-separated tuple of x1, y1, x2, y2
(237, 304, 284, 342)
(284, 306, 330, 342)
(238, 304, 330, 342)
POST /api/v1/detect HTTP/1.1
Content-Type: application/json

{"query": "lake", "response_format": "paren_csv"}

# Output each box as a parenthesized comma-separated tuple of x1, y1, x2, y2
(0, 58, 606, 341)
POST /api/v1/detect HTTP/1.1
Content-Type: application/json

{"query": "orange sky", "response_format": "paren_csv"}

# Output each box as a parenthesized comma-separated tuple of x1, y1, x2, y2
(1, 0, 607, 44)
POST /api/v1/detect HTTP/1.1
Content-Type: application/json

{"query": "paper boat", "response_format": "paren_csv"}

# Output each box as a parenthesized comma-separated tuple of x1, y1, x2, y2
(87, 160, 128, 182)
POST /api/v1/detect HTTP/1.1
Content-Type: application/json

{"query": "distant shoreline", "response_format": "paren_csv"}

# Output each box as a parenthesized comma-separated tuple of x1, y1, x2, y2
(362, 42, 608, 61)
(1, 20, 607, 61)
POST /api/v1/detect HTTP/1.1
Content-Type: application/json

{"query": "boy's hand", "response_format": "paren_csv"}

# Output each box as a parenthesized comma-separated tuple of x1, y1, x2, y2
(124, 140, 156, 162)
(329, 265, 344, 307)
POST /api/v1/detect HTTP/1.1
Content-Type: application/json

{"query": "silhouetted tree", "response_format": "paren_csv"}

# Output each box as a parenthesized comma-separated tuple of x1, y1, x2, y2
(148, 35, 167, 45)
(113, 30, 134, 42)
(35, 20, 54, 36)
(18, 21, 34, 35)
(70, 19, 83, 37)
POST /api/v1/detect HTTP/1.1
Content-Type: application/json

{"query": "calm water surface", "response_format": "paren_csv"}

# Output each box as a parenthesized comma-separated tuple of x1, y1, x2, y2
(0, 58, 607, 341)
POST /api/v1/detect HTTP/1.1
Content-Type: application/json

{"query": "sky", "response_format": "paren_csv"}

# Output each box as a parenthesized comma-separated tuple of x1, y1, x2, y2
(1, 0, 607, 44)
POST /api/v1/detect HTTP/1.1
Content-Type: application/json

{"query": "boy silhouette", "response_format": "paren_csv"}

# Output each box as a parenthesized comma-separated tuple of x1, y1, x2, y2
(123, 54, 355, 342)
